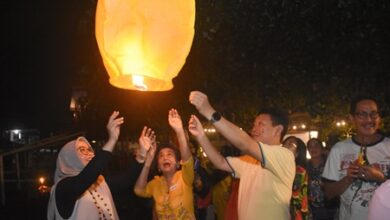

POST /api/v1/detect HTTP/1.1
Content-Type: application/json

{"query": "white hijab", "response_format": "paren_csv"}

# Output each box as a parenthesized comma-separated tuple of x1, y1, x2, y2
(54, 137, 90, 183)
(47, 137, 119, 220)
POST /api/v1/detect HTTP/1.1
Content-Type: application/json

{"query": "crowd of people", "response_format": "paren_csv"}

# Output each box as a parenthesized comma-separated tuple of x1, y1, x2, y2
(46, 92, 390, 220)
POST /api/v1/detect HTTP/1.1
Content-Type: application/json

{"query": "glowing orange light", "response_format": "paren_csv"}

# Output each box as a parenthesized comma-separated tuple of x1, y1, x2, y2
(132, 75, 148, 91)
(95, 0, 195, 91)
(39, 177, 45, 185)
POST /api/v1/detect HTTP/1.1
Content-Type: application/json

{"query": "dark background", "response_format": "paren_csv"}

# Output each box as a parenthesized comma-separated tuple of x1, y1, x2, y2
(0, 1, 389, 219)
(1, 0, 390, 140)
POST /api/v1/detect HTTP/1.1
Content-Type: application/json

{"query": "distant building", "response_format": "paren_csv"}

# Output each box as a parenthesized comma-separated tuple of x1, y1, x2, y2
(2, 129, 40, 146)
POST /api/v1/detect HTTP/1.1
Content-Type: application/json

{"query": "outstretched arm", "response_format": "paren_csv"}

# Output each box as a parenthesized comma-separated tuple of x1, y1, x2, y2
(188, 115, 232, 172)
(56, 111, 123, 219)
(134, 127, 156, 196)
(189, 91, 262, 162)
(168, 109, 191, 162)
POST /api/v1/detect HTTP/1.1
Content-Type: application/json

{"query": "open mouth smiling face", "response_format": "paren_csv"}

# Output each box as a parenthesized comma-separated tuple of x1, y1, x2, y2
(351, 100, 380, 137)
(158, 147, 178, 174)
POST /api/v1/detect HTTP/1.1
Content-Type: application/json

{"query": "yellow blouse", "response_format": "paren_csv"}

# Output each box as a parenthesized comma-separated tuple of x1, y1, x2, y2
(137, 157, 195, 220)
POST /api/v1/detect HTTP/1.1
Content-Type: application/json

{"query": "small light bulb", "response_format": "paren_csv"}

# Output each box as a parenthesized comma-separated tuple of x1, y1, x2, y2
(132, 75, 148, 91)
(39, 177, 45, 185)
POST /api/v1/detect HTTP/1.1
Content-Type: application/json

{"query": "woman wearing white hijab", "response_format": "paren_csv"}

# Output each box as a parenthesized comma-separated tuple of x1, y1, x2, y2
(47, 111, 124, 220)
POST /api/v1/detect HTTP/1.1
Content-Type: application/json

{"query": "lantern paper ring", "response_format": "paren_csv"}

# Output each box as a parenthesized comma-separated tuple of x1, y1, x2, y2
(95, 0, 195, 91)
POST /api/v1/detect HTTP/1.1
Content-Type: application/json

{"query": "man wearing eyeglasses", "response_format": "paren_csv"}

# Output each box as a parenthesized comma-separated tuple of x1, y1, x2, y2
(322, 96, 390, 220)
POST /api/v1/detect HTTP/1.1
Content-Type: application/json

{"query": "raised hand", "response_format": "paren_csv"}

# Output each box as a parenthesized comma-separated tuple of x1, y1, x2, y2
(134, 128, 157, 194)
(138, 126, 156, 159)
(188, 115, 205, 138)
(189, 91, 215, 119)
(106, 111, 124, 142)
(168, 108, 183, 132)
(103, 111, 124, 152)
(145, 143, 157, 167)
(169, 108, 191, 162)
(188, 114, 233, 173)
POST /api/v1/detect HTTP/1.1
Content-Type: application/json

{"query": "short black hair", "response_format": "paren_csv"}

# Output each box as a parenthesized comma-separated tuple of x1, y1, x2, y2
(258, 108, 289, 141)
(349, 95, 380, 115)
(156, 143, 181, 162)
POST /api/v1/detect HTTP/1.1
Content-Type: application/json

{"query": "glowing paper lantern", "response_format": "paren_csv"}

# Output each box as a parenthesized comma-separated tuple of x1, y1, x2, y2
(95, 0, 195, 91)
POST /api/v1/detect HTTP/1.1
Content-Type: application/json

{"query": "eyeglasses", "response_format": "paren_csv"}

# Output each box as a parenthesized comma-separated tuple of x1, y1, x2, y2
(354, 111, 379, 120)
(77, 146, 94, 156)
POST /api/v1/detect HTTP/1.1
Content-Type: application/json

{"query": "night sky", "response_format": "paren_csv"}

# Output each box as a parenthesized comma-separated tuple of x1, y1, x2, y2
(1, 1, 83, 132)
(0, 0, 199, 138)
(1, 1, 390, 139)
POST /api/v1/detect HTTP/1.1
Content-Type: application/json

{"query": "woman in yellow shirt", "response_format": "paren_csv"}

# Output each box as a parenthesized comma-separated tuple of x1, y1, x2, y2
(134, 109, 195, 220)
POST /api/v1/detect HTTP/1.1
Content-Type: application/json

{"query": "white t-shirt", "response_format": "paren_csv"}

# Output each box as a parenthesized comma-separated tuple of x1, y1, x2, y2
(226, 142, 295, 220)
(322, 137, 390, 220)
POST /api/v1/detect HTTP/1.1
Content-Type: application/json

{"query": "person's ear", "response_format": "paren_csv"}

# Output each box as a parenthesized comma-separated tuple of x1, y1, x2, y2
(275, 125, 283, 137)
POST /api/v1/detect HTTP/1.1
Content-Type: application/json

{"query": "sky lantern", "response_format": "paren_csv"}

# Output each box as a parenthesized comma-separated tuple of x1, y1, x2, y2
(95, 0, 195, 91)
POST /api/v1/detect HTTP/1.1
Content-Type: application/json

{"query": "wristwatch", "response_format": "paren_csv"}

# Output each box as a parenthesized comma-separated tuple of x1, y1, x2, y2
(210, 112, 222, 123)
